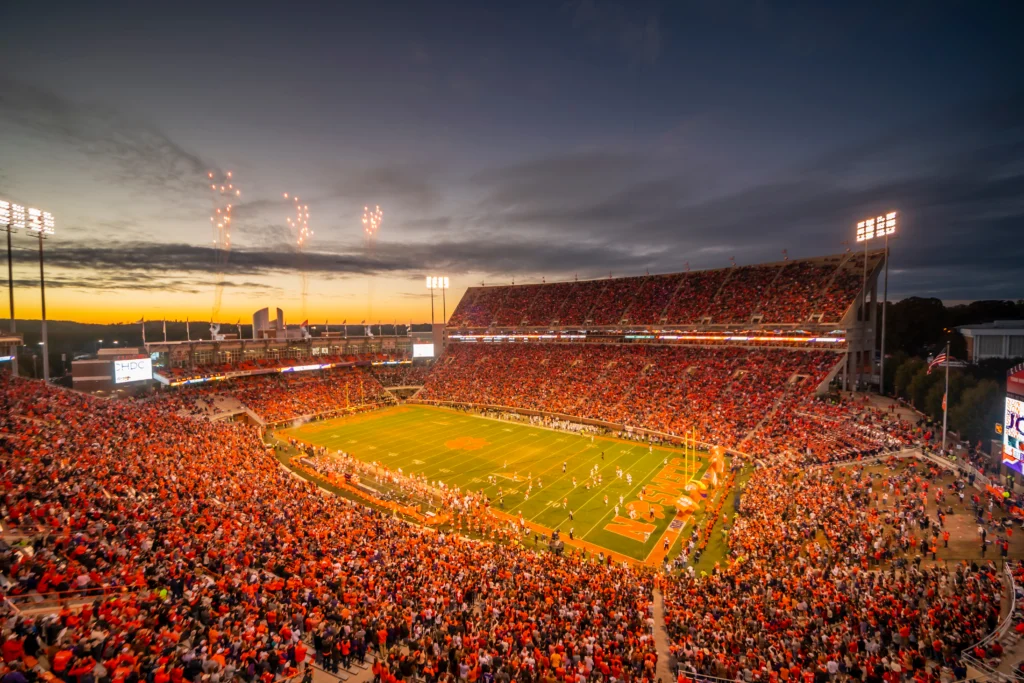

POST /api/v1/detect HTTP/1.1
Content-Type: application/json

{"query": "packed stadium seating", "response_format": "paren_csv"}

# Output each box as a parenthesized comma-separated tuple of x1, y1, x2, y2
(447, 252, 879, 328)
(0, 375, 656, 683)
(745, 393, 921, 465)
(369, 363, 433, 387)
(155, 353, 394, 383)
(624, 273, 685, 325)
(149, 367, 392, 424)
(420, 342, 841, 451)
(1, 374, 1008, 683)
(226, 368, 391, 423)
(663, 462, 1002, 682)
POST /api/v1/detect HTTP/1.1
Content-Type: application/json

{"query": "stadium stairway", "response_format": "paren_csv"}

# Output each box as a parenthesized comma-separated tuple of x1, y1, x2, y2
(652, 587, 675, 683)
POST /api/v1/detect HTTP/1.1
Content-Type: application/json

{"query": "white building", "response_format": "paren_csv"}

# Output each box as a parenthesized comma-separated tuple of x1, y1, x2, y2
(958, 321, 1024, 362)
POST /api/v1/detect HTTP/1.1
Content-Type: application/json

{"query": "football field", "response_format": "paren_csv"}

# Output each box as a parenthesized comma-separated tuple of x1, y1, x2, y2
(282, 404, 709, 561)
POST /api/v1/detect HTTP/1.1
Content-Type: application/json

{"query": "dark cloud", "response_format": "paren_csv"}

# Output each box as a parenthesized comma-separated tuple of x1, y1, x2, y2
(452, 89, 1024, 297)
(13, 274, 280, 295)
(40, 237, 660, 284)
(0, 78, 214, 197)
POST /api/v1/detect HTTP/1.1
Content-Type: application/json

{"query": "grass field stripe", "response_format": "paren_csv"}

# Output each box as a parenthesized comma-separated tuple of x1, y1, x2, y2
(525, 444, 649, 522)
(284, 405, 713, 560)
(395, 412, 616, 484)
(511, 443, 645, 516)
(513, 444, 645, 517)
(490, 432, 605, 492)
(378, 417, 553, 478)
(317, 410, 563, 486)
(317, 410, 500, 466)
(571, 452, 683, 538)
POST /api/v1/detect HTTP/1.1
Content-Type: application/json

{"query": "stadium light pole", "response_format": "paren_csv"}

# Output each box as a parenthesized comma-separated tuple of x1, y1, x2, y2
(855, 211, 897, 395)
(440, 276, 449, 324)
(426, 276, 435, 326)
(425, 276, 449, 326)
(1, 200, 25, 334)
(28, 208, 54, 382)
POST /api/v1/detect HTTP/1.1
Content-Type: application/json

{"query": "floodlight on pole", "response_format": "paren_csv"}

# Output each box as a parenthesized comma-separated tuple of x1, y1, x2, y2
(1, 200, 25, 337)
(855, 211, 897, 395)
(28, 208, 54, 382)
(425, 276, 450, 327)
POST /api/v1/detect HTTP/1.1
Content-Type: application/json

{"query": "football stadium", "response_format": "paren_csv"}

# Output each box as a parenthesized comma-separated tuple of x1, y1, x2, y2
(3, 7, 1024, 683)
(6, 243, 1024, 683)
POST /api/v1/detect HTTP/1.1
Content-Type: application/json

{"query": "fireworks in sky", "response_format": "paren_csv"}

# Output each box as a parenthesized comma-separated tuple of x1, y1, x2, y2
(362, 205, 383, 320)
(284, 192, 313, 318)
(284, 193, 312, 247)
(208, 170, 240, 321)
(362, 204, 383, 240)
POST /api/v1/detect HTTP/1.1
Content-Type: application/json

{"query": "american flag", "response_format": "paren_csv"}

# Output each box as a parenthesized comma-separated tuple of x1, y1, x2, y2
(927, 352, 948, 374)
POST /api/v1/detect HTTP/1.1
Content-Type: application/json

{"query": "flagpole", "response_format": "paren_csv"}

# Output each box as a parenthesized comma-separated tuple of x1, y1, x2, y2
(941, 340, 950, 454)
(141, 318, 146, 345)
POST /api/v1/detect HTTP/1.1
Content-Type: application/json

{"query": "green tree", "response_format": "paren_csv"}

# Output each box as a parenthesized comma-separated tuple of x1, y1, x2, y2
(949, 379, 1004, 444)
(884, 351, 909, 396)
(909, 366, 941, 411)
(894, 358, 926, 400)
(924, 371, 976, 423)
(886, 297, 946, 355)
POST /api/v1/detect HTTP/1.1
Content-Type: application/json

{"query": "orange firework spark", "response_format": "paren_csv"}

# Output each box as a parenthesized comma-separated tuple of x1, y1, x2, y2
(362, 205, 383, 239)
(208, 170, 240, 320)
(285, 193, 312, 248)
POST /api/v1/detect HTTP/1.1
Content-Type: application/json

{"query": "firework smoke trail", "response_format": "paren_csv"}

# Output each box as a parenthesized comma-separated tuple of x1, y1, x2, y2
(208, 170, 240, 322)
(285, 193, 313, 320)
(362, 204, 383, 322)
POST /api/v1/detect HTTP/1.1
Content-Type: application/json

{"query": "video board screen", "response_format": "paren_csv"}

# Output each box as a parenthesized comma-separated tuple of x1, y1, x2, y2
(114, 358, 153, 384)
(413, 343, 434, 358)
(1004, 396, 1024, 474)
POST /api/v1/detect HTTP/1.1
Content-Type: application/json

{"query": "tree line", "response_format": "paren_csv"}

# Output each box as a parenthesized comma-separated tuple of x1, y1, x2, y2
(880, 297, 1023, 444)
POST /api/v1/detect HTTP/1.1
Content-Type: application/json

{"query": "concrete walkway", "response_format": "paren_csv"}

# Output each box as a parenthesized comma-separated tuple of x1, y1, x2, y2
(652, 587, 675, 683)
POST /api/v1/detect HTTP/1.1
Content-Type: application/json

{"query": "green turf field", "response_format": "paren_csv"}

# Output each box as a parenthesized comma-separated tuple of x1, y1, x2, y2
(281, 404, 708, 561)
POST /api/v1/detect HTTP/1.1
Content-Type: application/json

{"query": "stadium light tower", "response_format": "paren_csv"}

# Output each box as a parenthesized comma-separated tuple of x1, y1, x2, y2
(28, 208, 55, 382)
(425, 276, 450, 326)
(1, 200, 25, 335)
(856, 211, 897, 395)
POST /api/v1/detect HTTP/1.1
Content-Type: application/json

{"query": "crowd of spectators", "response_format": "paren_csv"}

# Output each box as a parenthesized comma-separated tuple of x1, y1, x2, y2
(590, 277, 647, 326)
(147, 368, 392, 425)
(523, 282, 574, 326)
(625, 274, 685, 325)
(664, 461, 1003, 683)
(369, 364, 433, 388)
(0, 364, 1014, 683)
(225, 369, 391, 424)
(137, 386, 241, 419)
(756, 261, 838, 323)
(707, 265, 781, 324)
(0, 374, 657, 683)
(819, 254, 880, 323)
(446, 254, 870, 329)
(420, 343, 840, 451)
(155, 354, 394, 384)
(494, 285, 543, 326)
(557, 280, 608, 326)
(746, 394, 920, 466)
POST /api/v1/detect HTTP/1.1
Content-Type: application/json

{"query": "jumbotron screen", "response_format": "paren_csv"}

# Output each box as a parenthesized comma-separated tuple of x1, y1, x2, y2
(114, 358, 153, 384)
(1004, 396, 1024, 474)
(413, 343, 435, 358)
